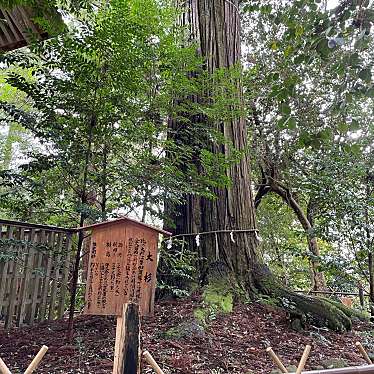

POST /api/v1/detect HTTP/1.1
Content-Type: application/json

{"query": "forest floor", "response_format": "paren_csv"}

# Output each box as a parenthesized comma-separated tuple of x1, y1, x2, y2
(0, 294, 373, 373)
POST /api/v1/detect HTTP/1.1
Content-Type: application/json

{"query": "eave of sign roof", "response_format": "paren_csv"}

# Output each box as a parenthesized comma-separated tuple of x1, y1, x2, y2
(78, 216, 172, 236)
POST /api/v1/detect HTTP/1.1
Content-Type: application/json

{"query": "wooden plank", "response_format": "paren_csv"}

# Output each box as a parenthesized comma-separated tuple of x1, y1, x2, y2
(9, 6, 31, 42)
(29, 229, 45, 325)
(290, 365, 374, 374)
(16, 6, 40, 37)
(0, 226, 14, 319)
(0, 11, 12, 43)
(113, 312, 125, 374)
(39, 231, 55, 321)
(2, 295, 43, 307)
(5, 226, 24, 328)
(57, 233, 72, 319)
(17, 228, 36, 326)
(2, 10, 23, 43)
(0, 219, 77, 233)
(48, 232, 63, 320)
(113, 303, 141, 374)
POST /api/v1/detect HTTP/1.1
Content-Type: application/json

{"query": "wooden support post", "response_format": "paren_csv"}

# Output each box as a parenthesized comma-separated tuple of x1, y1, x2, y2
(143, 351, 165, 374)
(113, 303, 141, 374)
(0, 357, 11, 374)
(296, 345, 311, 374)
(113, 312, 124, 373)
(24, 345, 48, 374)
(355, 342, 372, 365)
(266, 347, 288, 373)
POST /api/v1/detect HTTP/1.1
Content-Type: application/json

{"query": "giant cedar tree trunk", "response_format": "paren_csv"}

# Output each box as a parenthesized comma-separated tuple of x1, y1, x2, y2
(167, 0, 260, 288)
(166, 0, 364, 331)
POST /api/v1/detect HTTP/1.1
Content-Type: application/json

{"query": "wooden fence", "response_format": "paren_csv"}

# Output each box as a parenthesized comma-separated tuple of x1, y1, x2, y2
(0, 219, 76, 328)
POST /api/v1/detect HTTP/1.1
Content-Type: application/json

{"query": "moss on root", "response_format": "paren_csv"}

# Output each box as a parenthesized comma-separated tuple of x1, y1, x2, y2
(254, 265, 368, 332)
(194, 274, 234, 326)
(194, 262, 236, 326)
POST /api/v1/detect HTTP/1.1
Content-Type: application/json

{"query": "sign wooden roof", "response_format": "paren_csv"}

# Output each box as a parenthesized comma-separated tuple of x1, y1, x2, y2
(0, 6, 52, 51)
(79, 216, 172, 236)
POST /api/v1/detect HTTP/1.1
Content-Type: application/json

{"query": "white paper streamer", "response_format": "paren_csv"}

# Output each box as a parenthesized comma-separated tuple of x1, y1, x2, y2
(195, 234, 200, 247)
(255, 231, 263, 243)
(167, 238, 172, 249)
(230, 231, 235, 243)
(215, 233, 219, 260)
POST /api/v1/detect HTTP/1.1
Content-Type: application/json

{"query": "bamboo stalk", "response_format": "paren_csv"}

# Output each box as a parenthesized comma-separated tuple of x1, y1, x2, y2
(143, 350, 165, 374)
(355, 342, 372, 364)
(266, 347, 288, 373)
(0, 358, 11, 374)
(24, 345, 48, 374)
(296, 345, 311, 374)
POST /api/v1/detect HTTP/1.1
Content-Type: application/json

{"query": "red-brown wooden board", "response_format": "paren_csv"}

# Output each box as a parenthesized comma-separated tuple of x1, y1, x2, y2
(84, 220, 160, 316)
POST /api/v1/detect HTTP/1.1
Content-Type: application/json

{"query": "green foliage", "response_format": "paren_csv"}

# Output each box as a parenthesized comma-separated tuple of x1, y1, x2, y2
(244, 0, 374, 292)
(0, 0, 240, 228)
(257, 195, 311, 289)
(157, 240, 197, 298)
(194, 280, 233, 325)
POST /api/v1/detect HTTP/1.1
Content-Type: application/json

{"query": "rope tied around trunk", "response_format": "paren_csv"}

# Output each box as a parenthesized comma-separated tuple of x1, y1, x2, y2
(163, 229, 262, 258)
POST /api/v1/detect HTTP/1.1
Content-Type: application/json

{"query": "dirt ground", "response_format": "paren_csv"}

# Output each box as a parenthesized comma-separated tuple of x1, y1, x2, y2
(0, 295, 373, 373)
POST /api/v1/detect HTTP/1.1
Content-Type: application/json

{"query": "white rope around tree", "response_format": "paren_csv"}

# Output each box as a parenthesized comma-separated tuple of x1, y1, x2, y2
(165, 228, 261, 251)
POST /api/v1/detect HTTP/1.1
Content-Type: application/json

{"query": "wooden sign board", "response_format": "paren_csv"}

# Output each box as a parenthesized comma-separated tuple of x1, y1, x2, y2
(84, 218, 170, 317)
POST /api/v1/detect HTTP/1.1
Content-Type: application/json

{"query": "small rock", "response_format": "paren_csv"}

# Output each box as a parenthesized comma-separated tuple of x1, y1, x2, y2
(287, 365, 298, 372)
(161, 320, 205, 340)
(291, 319, 303, 332)
(321, 358, 347, 369)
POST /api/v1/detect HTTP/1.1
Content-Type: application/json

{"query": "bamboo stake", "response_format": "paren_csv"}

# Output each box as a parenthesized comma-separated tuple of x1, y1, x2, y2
(266, 347, 288, 373)
(143, 351, 165, 374)
(24, 345, 48, 374)
(355, 342, 372, 364)
(0, 358, 11, 374)
(296, 345, 312, 374)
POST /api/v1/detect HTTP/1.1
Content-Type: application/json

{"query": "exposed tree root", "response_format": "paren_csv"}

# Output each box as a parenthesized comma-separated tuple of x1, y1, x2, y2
(253, 265, 367, 332)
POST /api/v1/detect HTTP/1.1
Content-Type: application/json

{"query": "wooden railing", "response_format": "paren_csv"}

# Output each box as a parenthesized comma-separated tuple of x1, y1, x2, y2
(0, 219, 76, 328)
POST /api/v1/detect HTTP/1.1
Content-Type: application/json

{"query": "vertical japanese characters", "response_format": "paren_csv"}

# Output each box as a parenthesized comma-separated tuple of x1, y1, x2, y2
(84, 223, 158, 316)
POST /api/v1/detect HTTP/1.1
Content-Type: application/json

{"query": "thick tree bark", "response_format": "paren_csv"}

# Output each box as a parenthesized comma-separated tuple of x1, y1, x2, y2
(167, 0, 259, 289)
(166, 0, 361, 331)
